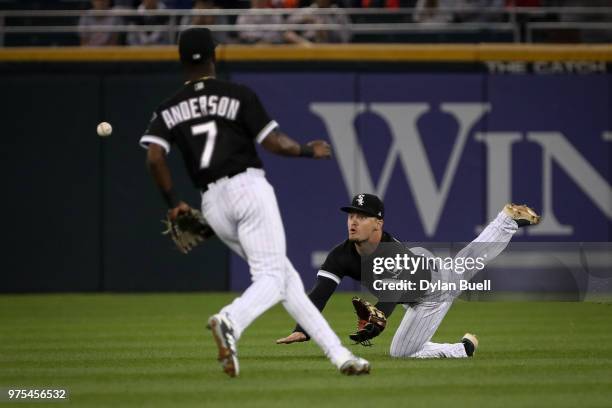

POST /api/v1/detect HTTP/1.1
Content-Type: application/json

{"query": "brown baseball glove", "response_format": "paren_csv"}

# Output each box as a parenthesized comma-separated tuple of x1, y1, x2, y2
(162, 207, 215, 254)
(349, 296, 387, 346)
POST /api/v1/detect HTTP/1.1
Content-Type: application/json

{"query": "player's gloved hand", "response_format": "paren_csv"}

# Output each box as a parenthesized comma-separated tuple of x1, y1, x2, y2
(275, 331, 309, 344)
(168, 201, 191, 221)
(307, 140, 332, 159)
(350, 322, 383, 347)
(349, 296, 387, 346)
(357, 318, 368, 331)
(162, 204, 215, 254)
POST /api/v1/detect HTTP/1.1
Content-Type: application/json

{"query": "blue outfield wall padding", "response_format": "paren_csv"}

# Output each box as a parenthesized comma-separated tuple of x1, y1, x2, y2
(0, 61, 609, 293)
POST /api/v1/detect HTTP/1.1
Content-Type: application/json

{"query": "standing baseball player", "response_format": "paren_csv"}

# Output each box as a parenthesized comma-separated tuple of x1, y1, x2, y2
(140, 28, 369, 376)
(277, 193, 540, 358)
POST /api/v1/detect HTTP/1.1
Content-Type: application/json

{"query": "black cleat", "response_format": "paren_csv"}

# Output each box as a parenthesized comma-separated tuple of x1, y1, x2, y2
(462, 333, 479, 357)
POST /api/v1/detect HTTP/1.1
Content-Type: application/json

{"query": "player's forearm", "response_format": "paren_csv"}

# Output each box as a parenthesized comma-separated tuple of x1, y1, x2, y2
(146, 152, 178, 208)
(261, 130, 313, 157)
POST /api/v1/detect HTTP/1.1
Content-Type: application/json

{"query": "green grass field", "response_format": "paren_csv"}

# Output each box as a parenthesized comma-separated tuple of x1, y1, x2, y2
(1, 294, 612, 407)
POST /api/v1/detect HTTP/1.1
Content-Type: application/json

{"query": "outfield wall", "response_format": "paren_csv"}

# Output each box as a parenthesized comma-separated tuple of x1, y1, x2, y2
(1, 45, 610, 293)
(0, 60, 229, 293)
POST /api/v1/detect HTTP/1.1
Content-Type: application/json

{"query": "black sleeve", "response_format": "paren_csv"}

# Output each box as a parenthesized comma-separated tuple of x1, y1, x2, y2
(319, 245, 346, 280)
(241, 86, 277, 143)
(139, 111, 173, 154)
(293, 275, 340, 336)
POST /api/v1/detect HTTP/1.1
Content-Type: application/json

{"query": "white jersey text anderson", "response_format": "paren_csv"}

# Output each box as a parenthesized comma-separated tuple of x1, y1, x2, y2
(161, 95, 240, 129)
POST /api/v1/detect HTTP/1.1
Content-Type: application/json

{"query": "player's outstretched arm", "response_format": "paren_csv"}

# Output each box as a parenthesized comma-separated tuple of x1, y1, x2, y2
(262, 130, 331, 159)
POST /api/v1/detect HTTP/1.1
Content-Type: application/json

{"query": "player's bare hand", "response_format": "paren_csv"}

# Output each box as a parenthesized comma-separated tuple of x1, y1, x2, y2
(276, 331, 308, 344)
(168, 201, 191, 221)
(308, 140, 332, 159)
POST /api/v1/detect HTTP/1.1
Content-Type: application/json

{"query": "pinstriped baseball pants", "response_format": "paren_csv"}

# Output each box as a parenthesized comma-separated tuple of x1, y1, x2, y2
(201, 168, 351, 367)
(389, 211, 519, 358)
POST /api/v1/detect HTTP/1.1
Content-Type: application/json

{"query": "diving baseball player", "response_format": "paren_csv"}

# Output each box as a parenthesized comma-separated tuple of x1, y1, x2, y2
(140, 28, 369, 376)
(277, 193, 541, 358)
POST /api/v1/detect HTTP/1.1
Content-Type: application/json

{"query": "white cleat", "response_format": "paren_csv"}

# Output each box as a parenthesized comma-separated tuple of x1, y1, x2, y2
(462, 333, 479, 357)
(503, 203, 541, 227)
(207, 314, 239, 377)
(339, 357, 371, 375)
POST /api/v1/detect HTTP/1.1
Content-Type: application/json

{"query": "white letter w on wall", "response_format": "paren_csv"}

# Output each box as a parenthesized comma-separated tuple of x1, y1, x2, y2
(310, 102, 490, 236)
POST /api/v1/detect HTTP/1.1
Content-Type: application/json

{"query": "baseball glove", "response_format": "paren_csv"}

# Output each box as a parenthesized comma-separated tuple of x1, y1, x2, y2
(349, 296, 387, 346)
(162, 208, 215, 254)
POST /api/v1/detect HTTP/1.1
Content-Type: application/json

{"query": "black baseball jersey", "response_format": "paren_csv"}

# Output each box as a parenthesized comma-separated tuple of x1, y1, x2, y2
(294, 231, 433, 335)
(139, 78, 278, 188)
(318, 231, 399, 284)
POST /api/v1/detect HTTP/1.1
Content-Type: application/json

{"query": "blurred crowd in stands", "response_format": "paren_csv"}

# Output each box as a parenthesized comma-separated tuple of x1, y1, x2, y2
(0, 0, 610, 46)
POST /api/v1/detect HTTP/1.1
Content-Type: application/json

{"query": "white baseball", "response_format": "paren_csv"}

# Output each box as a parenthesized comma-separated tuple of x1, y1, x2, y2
(97, 122, 112, 137)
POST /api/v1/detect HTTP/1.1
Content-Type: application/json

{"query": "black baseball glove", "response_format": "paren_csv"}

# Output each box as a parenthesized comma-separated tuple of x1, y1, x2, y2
(349, 296, 387, 346)
(162, 208, 215, 254)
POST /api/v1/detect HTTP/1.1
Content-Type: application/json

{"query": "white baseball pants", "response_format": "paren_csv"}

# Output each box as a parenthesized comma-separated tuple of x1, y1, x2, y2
(201, 168, 352, 368)
(389, 210, 519, 358)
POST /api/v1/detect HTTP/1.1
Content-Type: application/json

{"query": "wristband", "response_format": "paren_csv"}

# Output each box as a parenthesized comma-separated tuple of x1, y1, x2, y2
(299, 144, 314, 157)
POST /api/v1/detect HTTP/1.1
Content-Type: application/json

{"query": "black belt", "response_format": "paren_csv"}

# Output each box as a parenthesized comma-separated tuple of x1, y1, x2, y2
(201, 168, 248, 193)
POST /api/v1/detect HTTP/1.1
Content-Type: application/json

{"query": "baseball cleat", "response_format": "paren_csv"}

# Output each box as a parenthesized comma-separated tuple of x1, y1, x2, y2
(462, 333, 479, 357)
(503, 203, 541, 227)
(339, 357, 371, 375)
(207, 314, 239, 377)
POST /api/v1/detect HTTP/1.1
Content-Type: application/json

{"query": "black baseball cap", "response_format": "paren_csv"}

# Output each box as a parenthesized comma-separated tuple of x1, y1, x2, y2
(178, 27, 217, 64)
(340, 193, 384, 219)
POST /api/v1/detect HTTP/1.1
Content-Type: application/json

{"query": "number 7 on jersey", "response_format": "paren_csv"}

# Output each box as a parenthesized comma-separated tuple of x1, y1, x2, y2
(191, 121, 218, 169)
